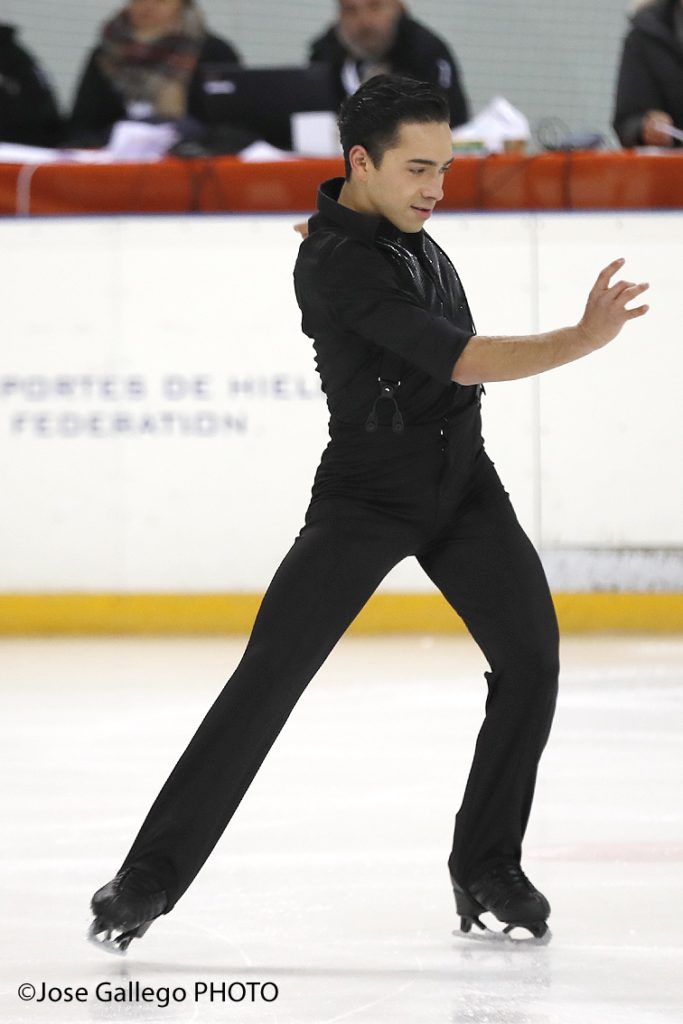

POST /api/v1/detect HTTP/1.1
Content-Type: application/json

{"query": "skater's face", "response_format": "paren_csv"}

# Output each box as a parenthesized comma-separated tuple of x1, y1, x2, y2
(348, 120, 453, 233)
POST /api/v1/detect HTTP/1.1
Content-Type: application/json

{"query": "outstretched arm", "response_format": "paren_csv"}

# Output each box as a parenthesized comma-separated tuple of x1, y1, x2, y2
(452, 259, 649, 385)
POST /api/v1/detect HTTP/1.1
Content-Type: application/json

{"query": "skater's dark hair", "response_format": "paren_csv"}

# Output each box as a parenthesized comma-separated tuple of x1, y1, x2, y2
(337, 74, 451, 180)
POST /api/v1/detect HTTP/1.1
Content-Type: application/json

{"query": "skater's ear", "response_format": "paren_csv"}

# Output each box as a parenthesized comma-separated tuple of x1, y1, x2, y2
(347, 144, 372, 180)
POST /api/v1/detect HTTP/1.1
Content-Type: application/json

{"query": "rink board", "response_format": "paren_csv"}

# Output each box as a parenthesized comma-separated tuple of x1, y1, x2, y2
(0, 211, 681, 632)
(0, 592, 680, 635)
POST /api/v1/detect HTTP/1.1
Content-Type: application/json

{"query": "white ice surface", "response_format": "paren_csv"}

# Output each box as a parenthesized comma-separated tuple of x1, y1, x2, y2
(1, 635, 682, 1024)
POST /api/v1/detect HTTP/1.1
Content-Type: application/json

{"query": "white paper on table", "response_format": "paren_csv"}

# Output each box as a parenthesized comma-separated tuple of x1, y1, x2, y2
(451, 97, 531, 154)
(0, 143, 61, 164)
(291, 111, 342, 158)
(105, 120, 179, 160)
(0, 121, 180, 165)
(0, 142, 116, 165)
(237, 140, 299, 162)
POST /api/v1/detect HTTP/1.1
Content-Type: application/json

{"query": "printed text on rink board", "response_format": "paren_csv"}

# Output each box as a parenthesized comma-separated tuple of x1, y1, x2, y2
(0, 374, 324, 439)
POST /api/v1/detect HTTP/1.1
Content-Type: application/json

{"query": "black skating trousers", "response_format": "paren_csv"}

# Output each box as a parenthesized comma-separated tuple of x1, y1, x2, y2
(118, 397, 559, 910)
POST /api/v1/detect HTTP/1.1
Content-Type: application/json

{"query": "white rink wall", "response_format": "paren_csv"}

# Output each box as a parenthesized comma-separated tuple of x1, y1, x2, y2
(0, 211, 681, 593)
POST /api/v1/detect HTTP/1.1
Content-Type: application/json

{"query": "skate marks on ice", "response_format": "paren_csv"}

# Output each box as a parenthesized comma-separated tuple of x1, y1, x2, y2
(76, 850, 682, 1024)
(1, 635, 683, 1023)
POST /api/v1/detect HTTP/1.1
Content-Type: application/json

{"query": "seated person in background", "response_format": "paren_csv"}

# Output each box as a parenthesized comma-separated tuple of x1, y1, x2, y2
(613, 0, 683, 147)
(68, 0, 241, 147)
(0, 23, 63, 146)
(308, 0, 469, 128)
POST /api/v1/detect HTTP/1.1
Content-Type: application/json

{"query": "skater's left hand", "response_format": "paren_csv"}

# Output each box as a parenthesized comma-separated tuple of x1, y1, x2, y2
(577, 259, 650, 351)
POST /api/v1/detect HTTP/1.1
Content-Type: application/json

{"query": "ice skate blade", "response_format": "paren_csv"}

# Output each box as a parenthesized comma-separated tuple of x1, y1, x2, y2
(87, 917, 153, 956)
(453, 920, 552, 946)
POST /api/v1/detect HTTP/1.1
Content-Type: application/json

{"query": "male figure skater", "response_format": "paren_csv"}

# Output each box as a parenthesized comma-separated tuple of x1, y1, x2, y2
(88, 75, 649, 951)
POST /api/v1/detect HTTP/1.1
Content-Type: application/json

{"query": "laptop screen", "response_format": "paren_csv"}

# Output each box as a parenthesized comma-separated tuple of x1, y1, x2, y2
(201, 64, 339, 150)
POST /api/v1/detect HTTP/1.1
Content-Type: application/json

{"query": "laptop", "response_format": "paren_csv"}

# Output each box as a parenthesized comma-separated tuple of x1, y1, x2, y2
(201, 64, 339, 151)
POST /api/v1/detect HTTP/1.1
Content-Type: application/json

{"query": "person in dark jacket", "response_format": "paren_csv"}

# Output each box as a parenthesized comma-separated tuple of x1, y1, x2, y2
(309, 0, 469, 127)
(68, 0, 241, 147)
(613, 0, 683, 147)
(0, 24, 63, 146)
(87, 76, 649, 955)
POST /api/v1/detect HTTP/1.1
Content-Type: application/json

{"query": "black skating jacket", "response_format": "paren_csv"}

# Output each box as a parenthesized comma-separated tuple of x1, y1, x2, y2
(613, 0, 683, 147)
(293, 177, 477, 428)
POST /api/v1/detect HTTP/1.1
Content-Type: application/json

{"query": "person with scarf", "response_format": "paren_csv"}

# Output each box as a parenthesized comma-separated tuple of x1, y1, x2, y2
(69, 0, 241, 147)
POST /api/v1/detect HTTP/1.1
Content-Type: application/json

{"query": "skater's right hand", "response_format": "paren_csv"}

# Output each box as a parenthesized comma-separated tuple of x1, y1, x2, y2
(577, 259, 649, 352)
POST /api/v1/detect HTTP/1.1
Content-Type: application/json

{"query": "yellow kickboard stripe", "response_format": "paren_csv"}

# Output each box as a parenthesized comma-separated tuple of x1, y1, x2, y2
(0, 592, 680, 635)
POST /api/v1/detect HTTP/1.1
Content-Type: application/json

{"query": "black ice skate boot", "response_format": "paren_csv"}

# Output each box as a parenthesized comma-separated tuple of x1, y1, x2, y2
(88, 866, 168, 954)
(450, 861, 551, 942)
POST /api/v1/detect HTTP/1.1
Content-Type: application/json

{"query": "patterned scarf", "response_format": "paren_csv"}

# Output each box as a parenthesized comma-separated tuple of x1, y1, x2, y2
(98, 5, 206, 118)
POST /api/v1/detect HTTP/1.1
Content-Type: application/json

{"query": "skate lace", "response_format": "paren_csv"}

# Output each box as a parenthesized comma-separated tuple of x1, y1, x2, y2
(479, 862, 535, 899)
(92, 866, 167, 931)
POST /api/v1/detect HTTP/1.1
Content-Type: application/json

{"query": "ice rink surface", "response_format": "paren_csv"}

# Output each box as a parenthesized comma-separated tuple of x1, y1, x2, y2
(1, 634, 682, 1024)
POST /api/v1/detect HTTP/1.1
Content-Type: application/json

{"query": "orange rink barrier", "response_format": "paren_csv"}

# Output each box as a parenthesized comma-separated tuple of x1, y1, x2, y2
(1, 151, 682, 216)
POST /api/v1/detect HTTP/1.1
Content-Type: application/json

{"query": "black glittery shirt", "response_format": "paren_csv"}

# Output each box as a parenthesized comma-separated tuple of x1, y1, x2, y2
(293, 177, 477, 427)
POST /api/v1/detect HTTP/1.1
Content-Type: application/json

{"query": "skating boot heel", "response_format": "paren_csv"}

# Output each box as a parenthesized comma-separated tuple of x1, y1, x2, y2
(450, 876, 487, 934)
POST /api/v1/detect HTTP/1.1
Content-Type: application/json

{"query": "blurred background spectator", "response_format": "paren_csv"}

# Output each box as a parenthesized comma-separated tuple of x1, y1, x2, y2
(0, 23, 63, 146)
(613, 0, 683, 147)
(68, 0, 241, 147)
(308, 0, 469, 127)
(6, 2, 652, 154)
